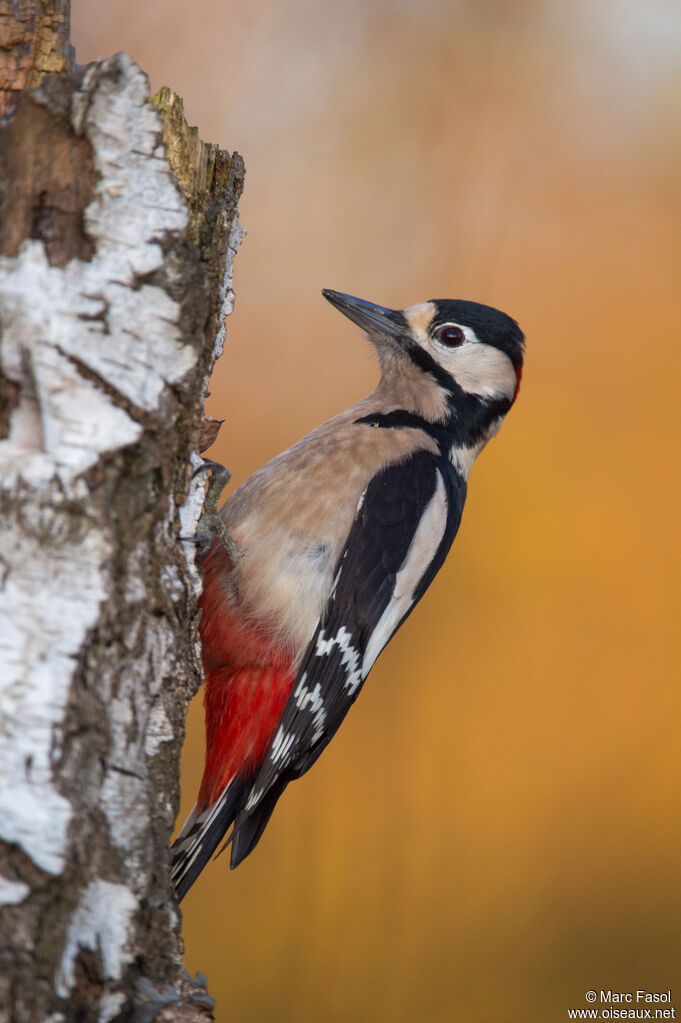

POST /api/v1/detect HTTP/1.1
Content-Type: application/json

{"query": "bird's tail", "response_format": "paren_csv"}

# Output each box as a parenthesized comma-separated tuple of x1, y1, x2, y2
(170, 660, 296, 898)
(170, 780, 247, 901)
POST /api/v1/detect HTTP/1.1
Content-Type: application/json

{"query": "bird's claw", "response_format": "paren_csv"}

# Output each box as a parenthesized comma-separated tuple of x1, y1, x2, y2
(181, 458, 242, 572)
(179, 533, 212, 547)
(192, 458, 230, 483)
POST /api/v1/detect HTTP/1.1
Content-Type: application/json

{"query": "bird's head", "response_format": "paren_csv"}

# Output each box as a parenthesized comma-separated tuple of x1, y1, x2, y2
(322, 289, 525, 411)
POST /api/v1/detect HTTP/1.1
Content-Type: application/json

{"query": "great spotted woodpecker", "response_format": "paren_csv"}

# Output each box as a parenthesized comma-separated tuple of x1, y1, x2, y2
(171, 290, 524, 899)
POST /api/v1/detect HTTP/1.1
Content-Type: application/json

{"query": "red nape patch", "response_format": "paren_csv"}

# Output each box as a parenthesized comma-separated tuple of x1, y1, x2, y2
(513, 363, 523, 401)
(197, 539, 296, 809)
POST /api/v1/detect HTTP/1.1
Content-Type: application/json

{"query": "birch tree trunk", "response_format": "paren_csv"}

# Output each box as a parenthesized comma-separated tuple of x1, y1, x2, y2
(0, 3, 244, 1019)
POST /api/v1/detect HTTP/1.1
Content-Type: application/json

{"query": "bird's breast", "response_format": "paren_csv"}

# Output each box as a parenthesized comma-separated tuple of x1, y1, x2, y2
(222, 412, 440, 661)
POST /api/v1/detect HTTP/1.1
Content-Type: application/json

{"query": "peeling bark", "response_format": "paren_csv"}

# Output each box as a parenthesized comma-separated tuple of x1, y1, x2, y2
(0, 12, 244, 1021)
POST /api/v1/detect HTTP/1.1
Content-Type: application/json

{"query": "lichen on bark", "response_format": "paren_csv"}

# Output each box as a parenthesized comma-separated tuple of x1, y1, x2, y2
(0, 38, 243, 1023)
(0, 0, 73, 119)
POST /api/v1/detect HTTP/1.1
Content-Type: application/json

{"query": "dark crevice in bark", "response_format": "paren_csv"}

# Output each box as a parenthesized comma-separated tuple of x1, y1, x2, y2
(0, 7, 244, 1021)
(0, 72, 96, 266)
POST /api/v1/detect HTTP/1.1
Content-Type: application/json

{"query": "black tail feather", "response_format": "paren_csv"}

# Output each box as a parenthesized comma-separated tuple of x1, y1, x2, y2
(230, 777, 289, 869)
(170, 779, 248, 901)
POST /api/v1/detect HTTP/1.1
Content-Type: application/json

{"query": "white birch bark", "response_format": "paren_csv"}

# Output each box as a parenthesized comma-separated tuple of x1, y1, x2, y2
(0, 51, 244, 1023)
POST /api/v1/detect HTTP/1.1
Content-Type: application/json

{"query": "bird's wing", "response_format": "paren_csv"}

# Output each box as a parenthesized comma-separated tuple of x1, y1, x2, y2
(230, 448, 465, 864)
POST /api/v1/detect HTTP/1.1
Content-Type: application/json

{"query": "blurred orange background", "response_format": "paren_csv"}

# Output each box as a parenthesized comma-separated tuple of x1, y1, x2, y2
(75, 2, 681, 1020)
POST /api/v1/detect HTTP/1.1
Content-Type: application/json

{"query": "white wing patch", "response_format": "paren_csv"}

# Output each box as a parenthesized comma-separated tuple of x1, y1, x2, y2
(243, 786, 263, 813)
(362, 469, 448, 675)
(316, 626, 363, 695)
(270, 725, 297, 764)
(293, 672, 327, 741)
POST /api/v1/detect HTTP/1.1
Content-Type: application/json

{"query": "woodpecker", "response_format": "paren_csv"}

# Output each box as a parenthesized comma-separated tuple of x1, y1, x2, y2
(171, 289, 524, 899)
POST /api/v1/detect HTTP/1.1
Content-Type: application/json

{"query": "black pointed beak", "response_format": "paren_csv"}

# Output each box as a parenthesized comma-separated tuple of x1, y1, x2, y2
(322, 290, 404, 339)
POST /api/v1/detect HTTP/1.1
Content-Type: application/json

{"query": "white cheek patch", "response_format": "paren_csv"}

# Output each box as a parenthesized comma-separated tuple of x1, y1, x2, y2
(441, 342, 517, 399)
(362, 469, 448, 676)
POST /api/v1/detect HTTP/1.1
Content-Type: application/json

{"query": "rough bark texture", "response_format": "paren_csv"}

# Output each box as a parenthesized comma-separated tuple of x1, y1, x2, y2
(0, 6, 244, 1020)
(0, 0, 73, 119)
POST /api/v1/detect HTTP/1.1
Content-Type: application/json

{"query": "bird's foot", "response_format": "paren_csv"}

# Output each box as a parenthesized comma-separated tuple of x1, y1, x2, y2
(180, 459, 242, 571)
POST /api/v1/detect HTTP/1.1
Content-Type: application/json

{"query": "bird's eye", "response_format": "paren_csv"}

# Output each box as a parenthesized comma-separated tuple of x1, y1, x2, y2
(435, 324, 465, 348)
